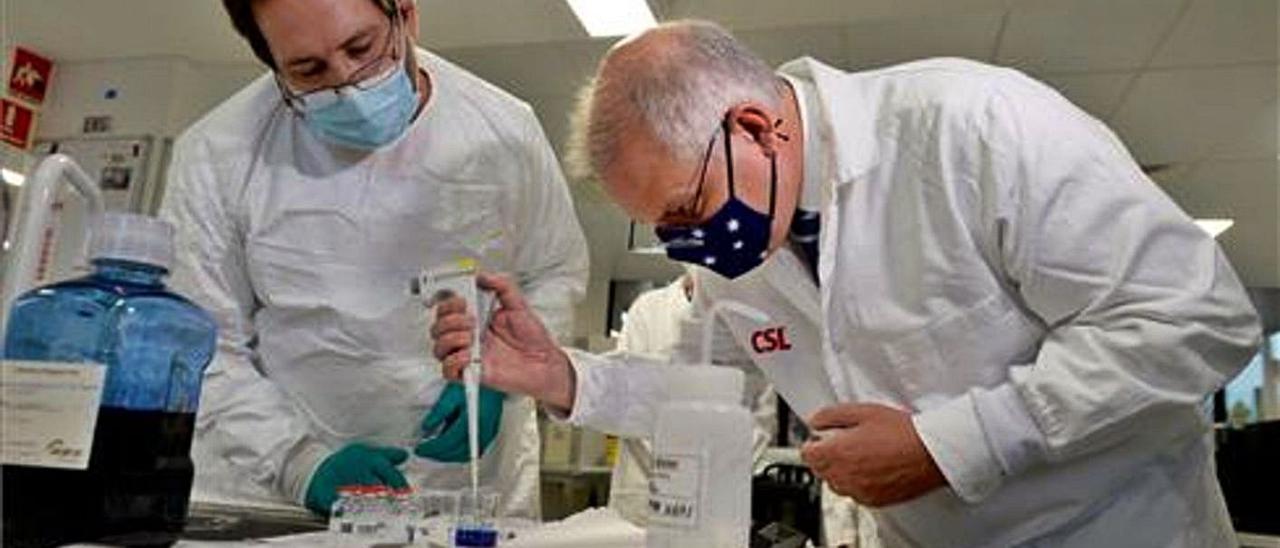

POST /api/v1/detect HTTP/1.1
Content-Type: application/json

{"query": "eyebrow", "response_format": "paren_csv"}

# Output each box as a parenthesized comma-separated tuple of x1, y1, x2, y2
(283, 24, 380, 71)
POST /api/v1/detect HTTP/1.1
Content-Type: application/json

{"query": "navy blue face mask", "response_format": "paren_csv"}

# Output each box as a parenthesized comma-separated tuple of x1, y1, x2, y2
(655, 120, 777, 279)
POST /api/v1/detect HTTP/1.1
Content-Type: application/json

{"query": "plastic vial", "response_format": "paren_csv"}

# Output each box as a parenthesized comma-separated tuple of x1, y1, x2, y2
(646, 366, 753, 548)
(452, 488, 499, 548)
(329, 486, 360, 533)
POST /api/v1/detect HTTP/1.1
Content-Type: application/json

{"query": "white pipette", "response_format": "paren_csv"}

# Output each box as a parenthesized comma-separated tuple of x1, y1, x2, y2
(465, 290, 495, 520)
(415, 259, 490, 521)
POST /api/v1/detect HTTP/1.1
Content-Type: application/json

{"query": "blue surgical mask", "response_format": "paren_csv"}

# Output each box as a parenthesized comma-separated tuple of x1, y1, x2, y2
(655, 122, 777, 279)
(300, 64, 418, 150)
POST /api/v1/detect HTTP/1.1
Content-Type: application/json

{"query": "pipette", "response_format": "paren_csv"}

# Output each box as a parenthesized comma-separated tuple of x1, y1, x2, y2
(465, 289, 495, 519)
(414, 259, 489, 520)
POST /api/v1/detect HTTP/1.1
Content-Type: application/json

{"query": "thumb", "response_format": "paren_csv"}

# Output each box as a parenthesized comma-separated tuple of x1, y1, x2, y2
(478, 272, 529, 312)
(809, 402, 895, 430)
(374, 446, 409, 465)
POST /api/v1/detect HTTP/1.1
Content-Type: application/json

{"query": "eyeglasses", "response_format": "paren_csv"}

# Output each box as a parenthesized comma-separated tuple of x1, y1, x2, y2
(660, 120, 724, 226)
(277, 16, 406, 111)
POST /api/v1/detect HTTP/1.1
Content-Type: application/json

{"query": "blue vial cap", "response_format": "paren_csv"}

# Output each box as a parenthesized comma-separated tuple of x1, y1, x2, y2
(454, 525, 498, 547)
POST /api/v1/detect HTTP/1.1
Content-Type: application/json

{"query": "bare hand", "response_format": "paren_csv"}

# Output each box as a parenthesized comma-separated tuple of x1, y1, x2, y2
(429, 272, 575, 411)
(800, 403, 946, 507)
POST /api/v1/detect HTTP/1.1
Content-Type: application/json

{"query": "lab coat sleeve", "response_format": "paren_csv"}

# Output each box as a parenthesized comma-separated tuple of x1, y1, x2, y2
(159, 134, 330, 506)
(912, 74, 1263, 503)
(618, 286, 777, 461)
(508, 106, 589, 341)
(561, 349, 670, 438)
(560, 273, 771, 441)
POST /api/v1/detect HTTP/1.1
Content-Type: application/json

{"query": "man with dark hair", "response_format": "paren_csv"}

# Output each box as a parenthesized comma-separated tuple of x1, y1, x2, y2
(159, 0, 587, 516)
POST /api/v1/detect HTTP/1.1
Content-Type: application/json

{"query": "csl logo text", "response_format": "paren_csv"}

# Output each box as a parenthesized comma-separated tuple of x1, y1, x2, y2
(751, 326, 793, 354)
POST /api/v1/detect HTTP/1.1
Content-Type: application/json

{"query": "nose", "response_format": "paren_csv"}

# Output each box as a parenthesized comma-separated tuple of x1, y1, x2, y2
(330, 56, 365, 87)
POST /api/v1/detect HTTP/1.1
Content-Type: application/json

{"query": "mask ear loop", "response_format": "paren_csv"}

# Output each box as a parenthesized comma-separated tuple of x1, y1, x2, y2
(767, 118, 784, 219)
(767, 151, 777, 220)
(721, 117, 736, 201)
(724, 114, 779, 220)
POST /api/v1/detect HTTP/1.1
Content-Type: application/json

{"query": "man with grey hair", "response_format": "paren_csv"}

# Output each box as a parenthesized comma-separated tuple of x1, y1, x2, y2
(431, 20, 1261, 547)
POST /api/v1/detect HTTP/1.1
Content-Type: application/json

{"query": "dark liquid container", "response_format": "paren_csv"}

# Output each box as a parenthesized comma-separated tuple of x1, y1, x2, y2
(3, 409, 196, 547)
(3, 221, 216, 548)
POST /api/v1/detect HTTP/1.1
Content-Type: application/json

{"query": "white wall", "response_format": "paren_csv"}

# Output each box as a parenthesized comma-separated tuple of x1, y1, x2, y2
(31, 52, 260, 140)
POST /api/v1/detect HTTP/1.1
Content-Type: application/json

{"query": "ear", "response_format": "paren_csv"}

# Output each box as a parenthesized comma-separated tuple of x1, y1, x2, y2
(398, 0, 420, 41)
(727, 103, 784, 157)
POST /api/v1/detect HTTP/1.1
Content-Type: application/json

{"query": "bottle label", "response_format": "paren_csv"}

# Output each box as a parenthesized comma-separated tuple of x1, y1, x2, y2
(0, 360, 106, 469)
(648, 451, 704, 528)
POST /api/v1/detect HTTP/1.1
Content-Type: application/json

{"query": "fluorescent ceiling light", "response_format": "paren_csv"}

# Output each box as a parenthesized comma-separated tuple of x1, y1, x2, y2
(1194, 218, 1234, 238)
(2, 168, 25, 187)
(566, 0, 657, 37)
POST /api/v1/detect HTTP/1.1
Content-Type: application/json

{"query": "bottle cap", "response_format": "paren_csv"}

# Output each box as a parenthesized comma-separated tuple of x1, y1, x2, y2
(89, 212, 174, 270)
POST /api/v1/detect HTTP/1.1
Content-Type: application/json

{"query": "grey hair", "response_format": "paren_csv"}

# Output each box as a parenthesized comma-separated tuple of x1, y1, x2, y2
(567, 20, 783, 181)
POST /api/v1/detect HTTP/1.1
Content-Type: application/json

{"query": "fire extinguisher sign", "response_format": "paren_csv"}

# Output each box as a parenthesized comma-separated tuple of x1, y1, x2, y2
(1, 97, 37, 150)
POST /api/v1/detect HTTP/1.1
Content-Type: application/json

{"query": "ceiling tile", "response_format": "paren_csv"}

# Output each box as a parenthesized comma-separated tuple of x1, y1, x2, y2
(1150, 0, 1278, 68)
(1110, 65, 1277, 165)
(735, 24, 849, 67)
(841, 13, 1005, 70)
(438, 40, 611, 97)
(1158, 159, 1279, 286)
(997, 0, 1184, 73)
(1033, 72, 1135, 120)
(420, 0, 585, 49)
(662, 0, 1011, 32)
(1204, 98, 1278, 161)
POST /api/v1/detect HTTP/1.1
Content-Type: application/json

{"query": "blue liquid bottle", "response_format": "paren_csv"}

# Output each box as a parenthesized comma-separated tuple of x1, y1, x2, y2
(2, 213, 216, 548)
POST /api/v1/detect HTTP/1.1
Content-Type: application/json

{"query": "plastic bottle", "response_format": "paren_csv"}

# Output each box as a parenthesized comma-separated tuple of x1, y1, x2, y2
(646, 366, 753, 548)
(2, 213, 217, 548)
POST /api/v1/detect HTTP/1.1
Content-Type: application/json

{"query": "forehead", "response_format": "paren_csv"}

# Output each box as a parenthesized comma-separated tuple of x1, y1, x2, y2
(255, 0, 385, 51)
(601, 134, 701, 224)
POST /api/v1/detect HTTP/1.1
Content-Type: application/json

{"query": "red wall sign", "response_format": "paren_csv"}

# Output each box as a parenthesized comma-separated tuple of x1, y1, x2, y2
(9, 47, 54, 105)
(1, 97, 37, 149)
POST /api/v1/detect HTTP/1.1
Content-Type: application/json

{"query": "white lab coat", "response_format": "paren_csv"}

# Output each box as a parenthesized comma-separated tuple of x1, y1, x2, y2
(563, 57, 1261, 547)
(607, 277, 777, 527)
(159, 49, 588, 517)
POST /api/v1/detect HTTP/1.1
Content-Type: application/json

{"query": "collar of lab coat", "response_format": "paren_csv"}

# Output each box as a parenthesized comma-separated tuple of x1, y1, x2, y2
(777, 72, 825, 213)
(776, 57, 881, 186)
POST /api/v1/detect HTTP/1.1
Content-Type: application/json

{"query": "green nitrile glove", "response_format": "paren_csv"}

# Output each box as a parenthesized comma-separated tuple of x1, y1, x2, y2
(415, 382, 505, 462)
(304, 443, 408, 516)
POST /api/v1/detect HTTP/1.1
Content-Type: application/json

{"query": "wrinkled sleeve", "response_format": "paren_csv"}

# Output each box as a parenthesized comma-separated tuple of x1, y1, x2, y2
(912, 74, 1263, 503)
(159, 134, 330, 505)
(616, 285, 777, 463)
(508, 106, 589, 340)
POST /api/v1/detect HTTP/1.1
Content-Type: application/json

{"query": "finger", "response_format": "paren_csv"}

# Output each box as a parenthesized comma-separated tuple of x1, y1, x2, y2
(809, 403, 891, 430)
(477, 272, 529, 312)
(429, 313, 475, 339)
(433, 296, 470, 318)
(432, 328, 472, 359)
(415, 422, 469, 462)
(442, 357, 467, 381)
(799, 440, 828, 472)
(374, 446, 409, 466)
(354, 469, 379, 486)
(372, 461, 409, 489)
(434, 332, 474, 358)
(420, 386, 462, 434)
